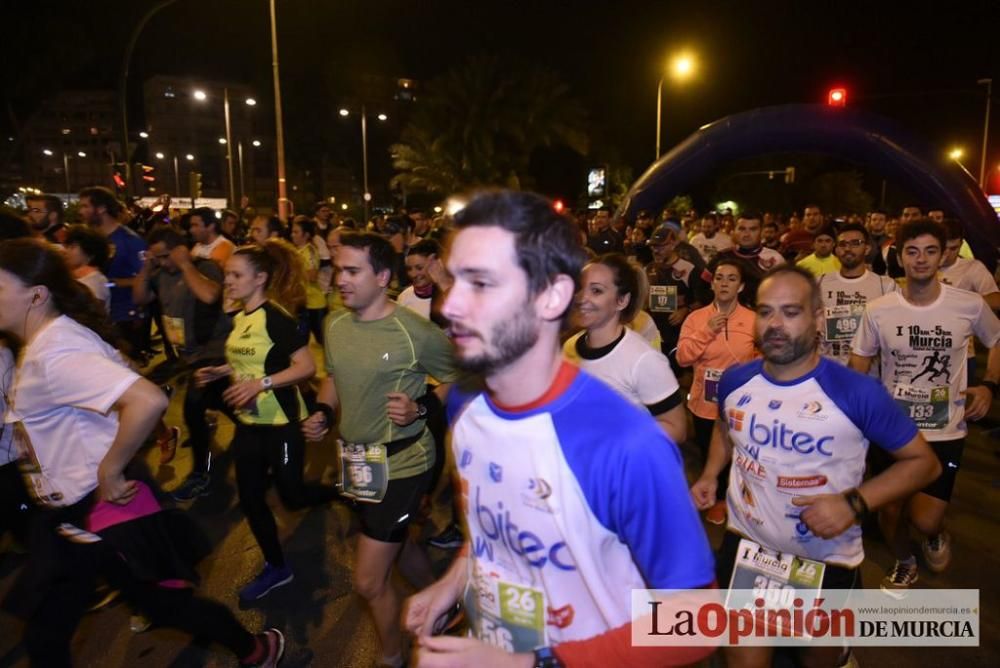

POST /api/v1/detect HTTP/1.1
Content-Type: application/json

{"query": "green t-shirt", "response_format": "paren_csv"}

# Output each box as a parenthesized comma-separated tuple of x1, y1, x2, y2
(324, 304, 457, 479)
(226, 301, 308, 426)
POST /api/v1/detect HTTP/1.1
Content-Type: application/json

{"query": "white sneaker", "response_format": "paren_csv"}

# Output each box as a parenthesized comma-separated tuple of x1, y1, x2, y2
(922, 531, 952, 573)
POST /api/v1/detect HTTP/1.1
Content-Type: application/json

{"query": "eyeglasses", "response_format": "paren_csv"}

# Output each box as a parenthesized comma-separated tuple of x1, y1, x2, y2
(836, 239, 865, 248)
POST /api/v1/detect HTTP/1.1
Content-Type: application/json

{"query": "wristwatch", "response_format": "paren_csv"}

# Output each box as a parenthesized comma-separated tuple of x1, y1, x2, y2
(533, 647, 562, 668)
(416, 401, 428, 419)
(843, 488, 869, 524)
(261, 376, 273, 391)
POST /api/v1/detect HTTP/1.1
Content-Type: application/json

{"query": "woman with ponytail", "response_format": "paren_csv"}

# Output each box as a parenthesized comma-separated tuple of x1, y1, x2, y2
(195, 242, 336, 605)
(0, 238, 284, 667)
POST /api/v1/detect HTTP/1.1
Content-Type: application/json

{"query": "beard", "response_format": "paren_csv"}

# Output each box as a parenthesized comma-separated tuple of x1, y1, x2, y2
(455, 303, 540, 375)
(754, 326, 816, 365)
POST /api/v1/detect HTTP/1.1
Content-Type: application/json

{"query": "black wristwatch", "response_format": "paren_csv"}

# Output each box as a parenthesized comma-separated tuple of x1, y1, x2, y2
(843, 488, 869, 524)
(416, 402, 428, 419)
(533, 646, 562, 668)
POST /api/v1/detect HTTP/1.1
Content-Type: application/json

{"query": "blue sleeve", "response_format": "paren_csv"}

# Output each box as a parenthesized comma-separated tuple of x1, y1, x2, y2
(555, 378, 715, 588)
(445, 383, 477, 427)
(717, 359, 763, 409)
(814, 359, 918, 451)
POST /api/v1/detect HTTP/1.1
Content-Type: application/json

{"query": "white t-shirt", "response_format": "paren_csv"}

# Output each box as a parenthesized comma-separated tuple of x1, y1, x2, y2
(313, 233, 333, 294)
(719, 358, 918, 567)
(690, 232, 733, 263)
(77, 270, 111, 313)
(397, 285, 431, 321)
(563, 328, 679, 409)
(5, 316, 140, 507)
(0, 345, 15, 466)
(853, 285, 1000, 440)
(940, 257, 999, 297)
(817, 270, 896, 365)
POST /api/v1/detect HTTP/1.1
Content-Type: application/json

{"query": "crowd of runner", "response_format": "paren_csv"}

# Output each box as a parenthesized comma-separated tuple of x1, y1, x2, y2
(0, 187, 996, 667)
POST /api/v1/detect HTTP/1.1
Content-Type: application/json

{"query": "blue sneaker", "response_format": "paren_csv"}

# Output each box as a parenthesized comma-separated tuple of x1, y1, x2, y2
(240, 563, 294, 603)
(170, 472, 210, 501)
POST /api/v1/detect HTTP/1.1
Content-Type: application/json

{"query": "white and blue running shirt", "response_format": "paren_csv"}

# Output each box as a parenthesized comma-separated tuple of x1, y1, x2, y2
(718, 357, 917, 567)
(448, 363, 714, 650)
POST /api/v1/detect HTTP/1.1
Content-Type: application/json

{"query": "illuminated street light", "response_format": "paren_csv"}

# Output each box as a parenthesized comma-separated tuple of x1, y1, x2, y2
(377, 113, 388, 121)
(656, 50, 699, 159)
(42, 149, 53, 156)
(138, 131, 149, 138)
(186, 153, 195, 161)
(77, 151, 86, 157)
(339, 108, 350, 117)
(671, 52, 696, 81)
(193, 89, 207, 101)
(252, 139, 262, 147)
(949, 147, 965, 161)
(245, 97, 257, 106)
(341, 203, 348, 210)
(218, 137, 227, 144)
(155, 152, 165, 159)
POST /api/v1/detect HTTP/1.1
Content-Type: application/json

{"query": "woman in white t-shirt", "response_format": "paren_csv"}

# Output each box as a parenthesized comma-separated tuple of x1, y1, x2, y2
(563, 253, 687, 444)
(63, 224, 111, 312)
(0, 239, 283, 667)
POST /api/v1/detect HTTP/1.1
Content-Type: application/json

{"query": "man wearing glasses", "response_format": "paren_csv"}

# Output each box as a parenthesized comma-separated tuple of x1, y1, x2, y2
(818, 222, 896, 367)
(25, 193, 67, 244)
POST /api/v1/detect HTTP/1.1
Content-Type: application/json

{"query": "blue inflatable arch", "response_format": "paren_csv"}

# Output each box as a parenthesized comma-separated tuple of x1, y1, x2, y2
(619, 104, 999, 271)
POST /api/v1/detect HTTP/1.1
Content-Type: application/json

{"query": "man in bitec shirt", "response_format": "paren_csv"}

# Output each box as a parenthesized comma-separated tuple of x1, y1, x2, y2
(405, 190, 715, 668)
(301, 232, 457, 668)
(692, 265, 939, 668)
(818, 222, 897, 366)
(850, 218, 1000, 595)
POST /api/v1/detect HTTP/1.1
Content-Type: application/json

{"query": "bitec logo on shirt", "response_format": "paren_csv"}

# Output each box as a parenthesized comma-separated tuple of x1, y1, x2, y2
(727, 407, 834, 458)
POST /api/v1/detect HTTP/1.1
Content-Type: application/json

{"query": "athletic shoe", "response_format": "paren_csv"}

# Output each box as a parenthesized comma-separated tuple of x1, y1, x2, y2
(240, 564, 294, 603)
(922, 531, 952, 573)
(705, 500, 727, 525)
(158, 426, 181, 465)
(428, 523, 464, 550)
(130, 613, 152, 633)
(250, 628, 285, 667)
(880, 560, 918, 598)
(171, 472, 211, 501)
(87, 585, 119, 612)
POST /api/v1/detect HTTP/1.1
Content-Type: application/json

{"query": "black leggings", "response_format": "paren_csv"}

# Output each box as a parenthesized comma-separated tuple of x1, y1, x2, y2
(24, 540, 255, 667)
(301, 307, 327, 346)
(234, 422, 338, 567)
(183, 364, 239, 473)
(693, 414, 729, 502)
(0, 460, 32, 544)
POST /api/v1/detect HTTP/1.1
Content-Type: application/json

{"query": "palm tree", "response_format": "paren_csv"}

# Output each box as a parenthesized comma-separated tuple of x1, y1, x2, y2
(390, 56, 589, 195)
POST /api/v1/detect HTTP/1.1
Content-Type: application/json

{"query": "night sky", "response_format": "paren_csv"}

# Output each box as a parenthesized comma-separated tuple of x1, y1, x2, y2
(4, 0, 1000, 196)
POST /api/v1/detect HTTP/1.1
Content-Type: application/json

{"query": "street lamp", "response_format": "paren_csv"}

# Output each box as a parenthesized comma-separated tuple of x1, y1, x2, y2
(193, 89, 207, 101)
(340, 107, 388, 221)
(245, 97, 257, 107)
(194, 88, 252, 207)
(138, 131, 149, 139)
(155, 151, 194, 197)
(949, 147, 965, 161)
(978, 78, 991, 188)
(186, 153, 195, 161)
(655, 50, 698, 160)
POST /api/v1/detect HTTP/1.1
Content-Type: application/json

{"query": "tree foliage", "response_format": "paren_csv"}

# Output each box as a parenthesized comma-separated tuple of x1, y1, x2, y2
(390, 56, 589, 194)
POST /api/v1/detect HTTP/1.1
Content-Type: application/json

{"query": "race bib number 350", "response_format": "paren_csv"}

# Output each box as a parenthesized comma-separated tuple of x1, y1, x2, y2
(726, 538, 826, 617)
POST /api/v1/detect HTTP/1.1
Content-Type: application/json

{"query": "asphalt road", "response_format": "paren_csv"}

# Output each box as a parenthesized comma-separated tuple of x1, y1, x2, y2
(1, 344, 998, 667)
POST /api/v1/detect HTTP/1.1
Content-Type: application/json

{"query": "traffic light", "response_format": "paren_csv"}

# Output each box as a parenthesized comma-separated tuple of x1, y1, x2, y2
(784, 166, 796, 184)
(136, 163, 157, 193)
(112, 163, 128, 192)
(827, 87, 847, 107)
(188, 171, 202, 200)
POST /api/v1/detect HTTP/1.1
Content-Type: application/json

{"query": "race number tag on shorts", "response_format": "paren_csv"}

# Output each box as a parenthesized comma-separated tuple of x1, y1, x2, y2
(337, 441, 389, 503)
(725, 538, 825, 618)
(704, 368, 723, 403)
(823, 305, 863, 341)
(162, 315, 186, 347)
(648, 285, 678, 313)
(464, 564, 546, 652)
(893, 384, 949, 430)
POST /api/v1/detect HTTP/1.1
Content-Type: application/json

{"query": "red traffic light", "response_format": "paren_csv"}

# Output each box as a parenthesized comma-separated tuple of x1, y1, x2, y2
(553, 199, 565, 213)
(828, 88, 847, 107)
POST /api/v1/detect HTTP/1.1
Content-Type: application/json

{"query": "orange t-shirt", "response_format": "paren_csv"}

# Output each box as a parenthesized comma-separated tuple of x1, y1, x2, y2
(676, 302, 757, 419)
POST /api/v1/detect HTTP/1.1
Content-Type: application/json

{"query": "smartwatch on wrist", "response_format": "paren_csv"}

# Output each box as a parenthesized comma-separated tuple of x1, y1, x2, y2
(261, 375, 274, 391)
(843, 488, 869, 524)
(533, 647, 562, 668)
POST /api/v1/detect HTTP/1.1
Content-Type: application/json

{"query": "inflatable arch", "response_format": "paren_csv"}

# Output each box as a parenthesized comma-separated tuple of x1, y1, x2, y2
(619, 104, 999, 271)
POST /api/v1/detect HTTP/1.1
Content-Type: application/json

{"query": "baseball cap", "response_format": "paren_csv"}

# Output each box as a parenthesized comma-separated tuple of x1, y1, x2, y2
(649, 222, 681, 245)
